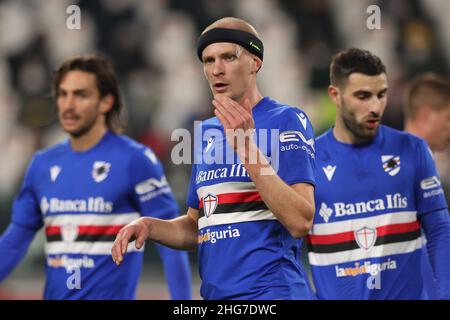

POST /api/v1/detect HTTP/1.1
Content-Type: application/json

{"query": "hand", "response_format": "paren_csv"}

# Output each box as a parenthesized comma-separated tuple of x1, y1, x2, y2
(111, 217, 150, 266)
(213, 95, 256, 159)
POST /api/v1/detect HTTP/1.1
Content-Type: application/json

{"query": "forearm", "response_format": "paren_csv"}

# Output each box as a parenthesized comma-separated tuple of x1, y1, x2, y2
(239, 143, 315, 238)
(147, 215, 198, 251)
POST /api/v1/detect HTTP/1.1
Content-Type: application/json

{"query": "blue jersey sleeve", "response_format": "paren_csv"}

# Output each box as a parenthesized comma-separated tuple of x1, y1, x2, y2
(420, 208, 450, 299)
(275, 108, 316, 186)
(11, 155, 43, 230)
(0, 223, 37, 282)
(130, 147, 179, 219)
(414, 140, 448, 216)
(186, 164, 199, 209)
(130, 146, 192, 299)
(155, 244, 192, 299)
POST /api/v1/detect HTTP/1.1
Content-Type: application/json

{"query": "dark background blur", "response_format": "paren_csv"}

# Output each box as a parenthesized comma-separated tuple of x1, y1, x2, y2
(0, 0, 449, 299)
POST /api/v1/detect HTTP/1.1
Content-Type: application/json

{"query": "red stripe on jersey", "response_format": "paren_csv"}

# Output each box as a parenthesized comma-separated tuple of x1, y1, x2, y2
(46, 226, 61, 236)
(45, 225, 124, 236)
(308, 220, 420, 245)
(307, 230, 354, 245)
(199, 191, 262, 209)
(376, 220, 420, 237)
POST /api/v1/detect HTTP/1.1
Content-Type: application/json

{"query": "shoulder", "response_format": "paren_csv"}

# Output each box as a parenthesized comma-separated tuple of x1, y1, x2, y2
(315, 128, 332, 146)
(33, 139, 69, 164)
(263, 98, 314, 136)
(381, 125, 429, 151)
(264, 97, 311, 121)
(111, 133, 161, 167)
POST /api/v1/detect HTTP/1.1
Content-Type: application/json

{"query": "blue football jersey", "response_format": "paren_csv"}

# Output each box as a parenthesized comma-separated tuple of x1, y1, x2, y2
(309, 125, 448, 299)
(12, 131, 179, 299)
(187, 97, 316, 300)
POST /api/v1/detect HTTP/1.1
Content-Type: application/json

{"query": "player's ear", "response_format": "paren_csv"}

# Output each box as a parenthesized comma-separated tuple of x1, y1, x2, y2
(252, 56, 262, 74)
(328, 85, 340, 105)
(100, 94, 114, 114)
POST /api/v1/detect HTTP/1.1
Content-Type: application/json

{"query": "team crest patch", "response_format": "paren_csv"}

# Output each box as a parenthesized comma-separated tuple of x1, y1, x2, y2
(92, 161, 111, 182)
(203, 194, 218, 218)
(382, 155, 401, 176)
(354, 226, 377, 250)
(61, 223, 78, 243)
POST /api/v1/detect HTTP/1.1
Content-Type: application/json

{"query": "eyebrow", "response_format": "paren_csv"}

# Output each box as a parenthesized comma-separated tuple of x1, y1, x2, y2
(57, 87, 90, 95)
(353, 88, 388, 96)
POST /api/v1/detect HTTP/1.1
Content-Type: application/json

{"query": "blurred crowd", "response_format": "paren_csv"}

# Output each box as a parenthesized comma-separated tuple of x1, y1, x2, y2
(0, 0, 449, 232)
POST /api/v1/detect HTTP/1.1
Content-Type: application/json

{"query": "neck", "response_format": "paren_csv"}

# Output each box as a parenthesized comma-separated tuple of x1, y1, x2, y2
(237, 86, 263, 109)
(70, 124, 108, 152)
(404, 120, 422, 138)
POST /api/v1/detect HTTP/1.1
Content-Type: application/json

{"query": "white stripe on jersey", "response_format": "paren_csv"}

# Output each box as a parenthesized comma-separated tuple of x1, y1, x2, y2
(45, 241, 143, 255)
(197, 181, 256, 199)
(198, 209, 277, 229)
(44, 213, 140, 226)
(308, 238, 422, 266)
(310, 211, 418, 235)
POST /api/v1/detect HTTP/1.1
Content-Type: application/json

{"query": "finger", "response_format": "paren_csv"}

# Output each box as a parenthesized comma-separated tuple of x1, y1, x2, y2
(121, 231, 130, 256)
(243, 98, 252, 114)
(213, 99, 239, 126)
(111, 243, 117, 263)
(217, 95, 252, 118)
(135, 233, 147, 249)
(214, 101, 249, 133)
(213, 103, 232, 129)
(218, 96, 253, 124)
(112, 239, 122, 265)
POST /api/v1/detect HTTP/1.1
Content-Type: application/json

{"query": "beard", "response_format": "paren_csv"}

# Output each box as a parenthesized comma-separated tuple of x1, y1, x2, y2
(68, 118, 97, 138)
(59, 110, 99, 138)
(341, 101, 380, 143)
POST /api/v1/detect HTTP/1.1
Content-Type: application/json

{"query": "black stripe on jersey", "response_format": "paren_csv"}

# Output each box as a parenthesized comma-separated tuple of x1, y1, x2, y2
(199, 201, 268, 218)
(46, 234, 117, 242)
(307, 229, 421, 254)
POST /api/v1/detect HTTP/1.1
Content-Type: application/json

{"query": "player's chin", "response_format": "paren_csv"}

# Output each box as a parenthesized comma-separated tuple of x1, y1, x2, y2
(362, 128, 378, 139)
(358, 126, 378, 140)
(62, 125, 85, 137)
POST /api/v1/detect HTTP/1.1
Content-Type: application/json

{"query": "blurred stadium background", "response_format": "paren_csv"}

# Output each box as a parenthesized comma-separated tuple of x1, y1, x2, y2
(0, 0, 449, 299)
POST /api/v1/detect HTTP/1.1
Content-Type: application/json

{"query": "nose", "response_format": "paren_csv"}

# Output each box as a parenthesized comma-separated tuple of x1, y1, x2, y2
(212, 59, 225, 77)
(369, 97, 384, 116)
(58, 94, 75, 112)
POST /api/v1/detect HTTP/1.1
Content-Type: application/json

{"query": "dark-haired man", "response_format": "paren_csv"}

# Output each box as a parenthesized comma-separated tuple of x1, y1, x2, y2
(0, 54, 192, 299)
(307, 48, 450, 299)
(404, 73, 450, 153)
(112, 17, 316, 300)
(404, 73, 450, 299)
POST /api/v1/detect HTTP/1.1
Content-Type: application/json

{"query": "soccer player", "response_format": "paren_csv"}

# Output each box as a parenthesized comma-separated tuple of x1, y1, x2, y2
(307, 48, 450, 299)
(403, 73, 450, 299)
(404, 73, 450, 153)
(112, 17, 316, 300)
(0, 54, 192, 300)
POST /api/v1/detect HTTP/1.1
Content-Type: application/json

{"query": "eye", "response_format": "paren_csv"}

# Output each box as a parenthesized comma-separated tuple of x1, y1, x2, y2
(225, 54, 237, 61)
(75, 91, 88, 98)
(203, 57, 214, 65)
(56, 90, 66, 98)
(378, 91, 387, 99)
(356, 94, 370, 100)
